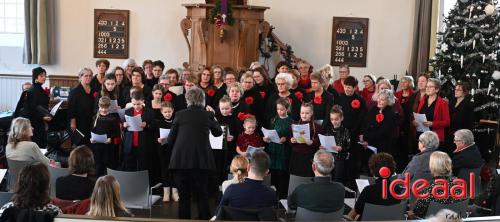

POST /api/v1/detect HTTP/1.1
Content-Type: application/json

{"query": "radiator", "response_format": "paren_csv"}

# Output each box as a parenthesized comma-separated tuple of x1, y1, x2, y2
(0, 75, 31, 112)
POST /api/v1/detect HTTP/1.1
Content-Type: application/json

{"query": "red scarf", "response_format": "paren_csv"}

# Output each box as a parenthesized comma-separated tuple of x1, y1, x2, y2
(132, 109, 143, 147)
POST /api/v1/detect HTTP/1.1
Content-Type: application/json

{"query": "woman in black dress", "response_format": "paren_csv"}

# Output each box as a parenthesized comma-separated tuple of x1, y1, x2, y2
(90, 59, 110, 93)
(252, 67, 275, 125)
(111, 66, 128, 108)
(198, 68, 218, 108)
(68, 68, 96, 145)
(304, 72, 334, 122)
(122, 67, 152, 104)
(265, 73, 301, 126)
(446, 81, 474, 154)
(24, 67, 51, 148)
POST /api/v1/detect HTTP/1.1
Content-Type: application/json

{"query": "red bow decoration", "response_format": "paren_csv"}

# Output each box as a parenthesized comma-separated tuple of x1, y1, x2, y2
(294, 91, 304, 101)
(237, 112, 247, 121)
(376, 113, 385, 123)
(242, 113, 255, 121)
(259, 91, 266, 99)
(245, 96, 254, 105)
(43, 87, 50, 96)
(313, 95, 322, 105)
(207, 89, 215, 97)
(351, 99, 361, 109)
(164, 93, 173, 102)
(93, 92, 98, 98)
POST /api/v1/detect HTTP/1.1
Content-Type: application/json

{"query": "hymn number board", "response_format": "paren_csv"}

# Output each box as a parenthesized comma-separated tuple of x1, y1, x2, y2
(94, 9, 129, 59)
(331, 17, 369, 67)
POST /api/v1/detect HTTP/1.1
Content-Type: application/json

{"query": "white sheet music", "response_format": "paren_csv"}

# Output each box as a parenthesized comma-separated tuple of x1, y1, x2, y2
(125, 115, 143, 132)
(292, 124, 310, 144)
(169, 86, 184, 95)
(246, 146, 264, 157)
(413, 112, 430, 132)
(318, 134, 337, 153)
(91, 132, 108, 143)
(355, 179, 370, 193)
(109, 100, 119, 113)
(0, 169, 7, 184)
(210, 126, 225, 150)
(262, 127, 281, 144)
(118, 109, 126, 121)
(367, 145, 377, 153)
(50, 101, 63, 116)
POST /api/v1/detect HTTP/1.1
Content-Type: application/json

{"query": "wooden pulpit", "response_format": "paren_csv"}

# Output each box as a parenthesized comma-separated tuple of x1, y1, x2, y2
(181, 4, 269, 71)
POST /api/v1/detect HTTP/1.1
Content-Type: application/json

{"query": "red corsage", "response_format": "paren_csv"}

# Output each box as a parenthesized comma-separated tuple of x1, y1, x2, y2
(376, 113, 384, 123)
(313, 95, 322, 105)
(43, 87, 50, 96)
(351, 99, 360, 109)
(243, 114, 255, 121)
(237, 112, 246, 121)
(259, 91, 266, 99)
(294, 91, 304, 101)
(163, 93, 173, 102)
(245, 96, 254, 105)
(93, 92, 98, 98)
(207, 89, 215, 97)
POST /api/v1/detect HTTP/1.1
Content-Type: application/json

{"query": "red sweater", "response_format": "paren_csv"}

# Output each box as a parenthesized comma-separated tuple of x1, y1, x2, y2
(417, 96, 450, 142)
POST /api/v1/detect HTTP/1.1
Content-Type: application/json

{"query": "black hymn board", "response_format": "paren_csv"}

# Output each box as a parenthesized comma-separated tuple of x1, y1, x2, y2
(330, 17, 369, 67)
(94, 9, 129, 59)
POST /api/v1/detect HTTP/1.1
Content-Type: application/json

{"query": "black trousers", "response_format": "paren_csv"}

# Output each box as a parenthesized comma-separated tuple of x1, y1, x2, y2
(173, 169, 211, 220)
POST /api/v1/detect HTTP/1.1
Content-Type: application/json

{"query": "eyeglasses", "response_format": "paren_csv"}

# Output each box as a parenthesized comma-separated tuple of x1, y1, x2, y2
(453, 139, 462, 142)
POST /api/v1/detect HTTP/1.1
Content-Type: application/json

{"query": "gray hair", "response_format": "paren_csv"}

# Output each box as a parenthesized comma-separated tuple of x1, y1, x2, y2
(454, 129, 475, 146)
(428, 78, 441, 90)
(313, 150, 334, 175)
(185, 86, 205, 107)
(78, 68, 93, 78)
(274, 73, 293, 89)
(400, 76, 415, 88)
(419, 131, 440, 151)
(8, 117, 32, 147)
(122, 59, 136, 68)
(226, 82, 244, 96)
(376, 89, 396, 106)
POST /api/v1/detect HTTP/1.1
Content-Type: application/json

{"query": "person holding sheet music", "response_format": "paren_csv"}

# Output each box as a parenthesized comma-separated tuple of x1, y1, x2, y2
(111, 66, 128, 108)
(304, 72, 334, 122)
(68, 68, 97, 145)
(289, 103, 322, 177)
(173, 75, 198, 111)
(321, 105, 350, 184)
(263, 97, 292, 199)
(123, 67, 153, 104)
(240, 73, 262, 118)
(122, 91, 154, 171)
(146, 84, 168, 185)
(91, 97, 120, 177)
(265, 73, 301, 126)
(359, 89, 396, 172)
(154, 102, 178, 202)
(166, 87, 222, 219)
(93, 74, 119, 113)
(236, 115, 264, 157)
(24, 67, 51, 148)
(226, 83, 251, 124)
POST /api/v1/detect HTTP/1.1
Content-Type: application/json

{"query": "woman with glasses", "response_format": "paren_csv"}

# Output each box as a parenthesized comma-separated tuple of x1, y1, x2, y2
(360, 74, 376, 105)
(446, 81, 474, 154)
(265, 73, 301, 126)
(415, 78, 450, 146)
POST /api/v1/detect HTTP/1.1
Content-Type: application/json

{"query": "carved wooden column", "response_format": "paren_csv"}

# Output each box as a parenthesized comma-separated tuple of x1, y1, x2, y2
(181, 4, 269, 71)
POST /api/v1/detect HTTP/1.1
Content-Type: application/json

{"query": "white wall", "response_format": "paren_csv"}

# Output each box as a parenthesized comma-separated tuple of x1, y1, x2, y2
(0, 0, 415, 82)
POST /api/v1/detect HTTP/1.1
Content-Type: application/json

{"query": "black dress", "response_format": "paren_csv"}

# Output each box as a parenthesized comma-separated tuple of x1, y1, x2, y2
(304, 91, 335, 122)
(151, 107, 174, 187)
(68, 84, 96, 145)
(90, 75, 103, 93)
(242, 88, 263, 123)
(145, 77, 159, 88)
(214, 111, 240, 185)
(122, 84, 153, 104)
(56, 175, 95, 200)
(363, 106, 396, 154)
(23, 83, 50, 148)
(91, 113, 120, 176)
(449, 95, 474, 132)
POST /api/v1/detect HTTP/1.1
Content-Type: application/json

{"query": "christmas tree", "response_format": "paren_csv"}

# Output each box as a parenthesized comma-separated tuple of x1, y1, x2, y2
(429, 0, 500, 127)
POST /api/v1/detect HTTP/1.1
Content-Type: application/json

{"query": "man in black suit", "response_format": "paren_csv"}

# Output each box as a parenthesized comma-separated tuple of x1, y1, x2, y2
(288, 149, 345, 212)
(451, 129, 484, 176)
(167, 87, 222, 220)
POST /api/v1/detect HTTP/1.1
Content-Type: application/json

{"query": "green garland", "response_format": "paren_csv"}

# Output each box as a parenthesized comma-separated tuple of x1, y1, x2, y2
(209, 0, 235, 26)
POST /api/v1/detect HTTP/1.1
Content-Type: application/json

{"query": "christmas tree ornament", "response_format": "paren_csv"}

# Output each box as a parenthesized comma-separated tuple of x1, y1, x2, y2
(477, 5, 483, 10)
(488, 81, 493, 94)
(461, 55, 464, 68)
(473, 39, 476, 49)
(483, 54, 486, 63)
(464, 28, 467, 38)
(470, 6, 474, 18)
(484, 4, 495, 15)
(473, 15, 479, 18)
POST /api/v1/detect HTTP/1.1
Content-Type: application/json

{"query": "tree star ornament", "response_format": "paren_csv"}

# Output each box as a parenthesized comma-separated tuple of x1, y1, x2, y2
(484, 4, 495, 15)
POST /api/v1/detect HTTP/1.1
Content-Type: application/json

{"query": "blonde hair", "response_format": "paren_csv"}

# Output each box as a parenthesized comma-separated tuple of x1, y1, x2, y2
(230, 155, 249, 183)
(88, 175, 129, 217)
(8, 117, 32, 147)
(429, 151, 452, 177)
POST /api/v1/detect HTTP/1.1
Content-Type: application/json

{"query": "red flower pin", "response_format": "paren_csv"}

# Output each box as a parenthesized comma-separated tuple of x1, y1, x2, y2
(259, 91, 266, 99)
(237, 112, 246, 121)
(294, 91, 304, 101)
(313, 95, 322, 105)
(351, 99, 360, 109)
(163, 93, 173, 101)
(93, 92, 98, 98)
(376, 113, 384, 123)
(245, 96, 254, 105)
(207, 89, 215, 97)
(43, 87, 50, 96)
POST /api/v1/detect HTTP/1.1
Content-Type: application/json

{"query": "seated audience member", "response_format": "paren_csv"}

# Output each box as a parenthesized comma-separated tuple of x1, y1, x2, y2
(217, 151, 276, 211)
(288, 150, 344, 213)
(412, 151, 466, 218)
(87, 175, 132, 217)
(451, 129, 484, 176)
(56, 145, 96, 200)
(0, 163, 62, 218)
(401, 131, 439, 182)
(347, 153, 400, 220)
(222, 155, 249, 194)
(6, 117, 50, 166)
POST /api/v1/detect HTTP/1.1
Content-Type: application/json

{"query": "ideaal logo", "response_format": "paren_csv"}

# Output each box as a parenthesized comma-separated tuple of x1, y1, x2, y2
(379, 167, 475, 200)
